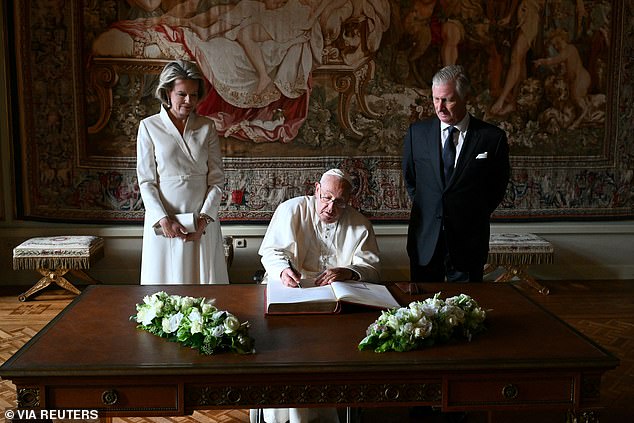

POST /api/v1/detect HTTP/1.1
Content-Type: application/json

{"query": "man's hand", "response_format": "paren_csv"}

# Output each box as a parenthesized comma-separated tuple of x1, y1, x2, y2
(315, 267, 356, 286)
(280, 267, 301, 288)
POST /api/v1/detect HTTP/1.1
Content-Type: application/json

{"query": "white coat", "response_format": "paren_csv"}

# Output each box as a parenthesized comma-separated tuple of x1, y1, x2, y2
(137, 106, 229, 284)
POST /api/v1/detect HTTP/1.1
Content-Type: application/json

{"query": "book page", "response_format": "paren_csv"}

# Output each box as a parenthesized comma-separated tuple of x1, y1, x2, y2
(331, 281, 400, 310)
(265, 279, 338, 314)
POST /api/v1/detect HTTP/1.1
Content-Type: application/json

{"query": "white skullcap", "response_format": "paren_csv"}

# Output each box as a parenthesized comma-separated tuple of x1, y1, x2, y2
(322, 169, 353, 186)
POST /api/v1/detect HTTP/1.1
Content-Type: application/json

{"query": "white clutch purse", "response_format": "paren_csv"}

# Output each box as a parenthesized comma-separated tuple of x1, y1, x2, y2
(153, 213, 197, 236)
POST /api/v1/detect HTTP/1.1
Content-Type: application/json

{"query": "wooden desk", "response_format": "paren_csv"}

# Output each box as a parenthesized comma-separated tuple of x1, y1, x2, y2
(0, 284, 618, 421)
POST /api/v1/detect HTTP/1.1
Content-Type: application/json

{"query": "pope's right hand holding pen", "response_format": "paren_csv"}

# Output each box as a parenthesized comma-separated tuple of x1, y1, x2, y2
(281, 259, 302, 288)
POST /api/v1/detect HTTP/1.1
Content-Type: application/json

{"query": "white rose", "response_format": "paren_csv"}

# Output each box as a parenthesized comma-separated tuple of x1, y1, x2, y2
(408, 302, 423, 320)
(395, 308, 409, 320)
(149, 299, 164, 317)
(472, 307, 487, 322)
(442, 305, 465, 327)
(386, 314, 400, 330)
(212, 325, 225, 337)
(137, 306, 157, 326)
(188, 309, 203, 334)
(191, 320, 203, 334)
(421, 303, 438, 317)
(399, 322, 414, 336)
(161, 312, 183, 333)
(180, 296, 195, 309)
(413, 319, 433, 338)
(144, 292, 163, 305)
(224, 315, 240, 333)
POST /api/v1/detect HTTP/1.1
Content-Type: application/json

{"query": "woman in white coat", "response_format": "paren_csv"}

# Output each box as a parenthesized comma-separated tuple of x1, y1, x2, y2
(137, 60, 229, 284)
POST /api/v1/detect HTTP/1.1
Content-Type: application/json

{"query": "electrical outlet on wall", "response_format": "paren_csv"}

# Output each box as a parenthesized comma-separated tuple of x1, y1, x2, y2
(234, 238, 247, 248)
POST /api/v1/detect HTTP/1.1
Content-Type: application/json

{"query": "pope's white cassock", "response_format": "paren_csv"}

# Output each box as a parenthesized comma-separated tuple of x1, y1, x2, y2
(259, 195, 380, 284)
(253, 194, 380, 423)
(137, 107, 229, 284)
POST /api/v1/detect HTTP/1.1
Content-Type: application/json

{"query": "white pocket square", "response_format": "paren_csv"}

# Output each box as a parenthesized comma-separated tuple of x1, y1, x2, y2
(476, 152, 488, 159)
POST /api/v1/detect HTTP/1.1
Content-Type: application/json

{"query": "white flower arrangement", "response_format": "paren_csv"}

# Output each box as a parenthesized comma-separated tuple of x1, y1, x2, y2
(131, 291, 255, 355)
(358, 292, 487, 353)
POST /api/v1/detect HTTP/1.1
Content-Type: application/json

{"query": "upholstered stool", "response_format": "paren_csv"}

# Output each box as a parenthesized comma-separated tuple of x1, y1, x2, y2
(485, 233, 554, 295)
(13, 236, 104, 301)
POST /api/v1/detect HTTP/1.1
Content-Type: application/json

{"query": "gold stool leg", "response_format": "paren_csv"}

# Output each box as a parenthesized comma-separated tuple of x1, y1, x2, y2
(18, 268, 81, 301)
(483, 263, 498, 276)
(495, 265, 550, 295)
(18, 271, 53, 302)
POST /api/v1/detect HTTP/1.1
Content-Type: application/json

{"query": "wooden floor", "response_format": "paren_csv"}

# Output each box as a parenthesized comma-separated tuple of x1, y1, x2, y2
(1, 280, 632, 423)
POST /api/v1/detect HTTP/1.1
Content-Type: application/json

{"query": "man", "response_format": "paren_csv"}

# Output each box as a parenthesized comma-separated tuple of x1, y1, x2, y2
(402, 65, 510, 282)
(259, 168, 380, 287)
(253, 168, 380, 423)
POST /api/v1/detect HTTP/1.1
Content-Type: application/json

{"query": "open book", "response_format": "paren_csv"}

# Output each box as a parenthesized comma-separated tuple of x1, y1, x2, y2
(265, 279, 400, 314)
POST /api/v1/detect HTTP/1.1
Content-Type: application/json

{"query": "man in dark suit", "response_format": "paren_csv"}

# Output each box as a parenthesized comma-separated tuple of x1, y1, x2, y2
(402, 65, 510, 282)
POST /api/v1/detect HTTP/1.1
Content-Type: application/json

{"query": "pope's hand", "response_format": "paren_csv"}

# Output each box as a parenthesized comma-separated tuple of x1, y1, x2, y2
(314, 268, 355, 286)
(281, 267, 301, 288)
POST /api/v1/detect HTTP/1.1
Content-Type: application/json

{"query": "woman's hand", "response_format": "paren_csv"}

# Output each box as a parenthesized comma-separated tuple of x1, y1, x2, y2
(159, 216, 188, 240)
(184, 216, 208, 242)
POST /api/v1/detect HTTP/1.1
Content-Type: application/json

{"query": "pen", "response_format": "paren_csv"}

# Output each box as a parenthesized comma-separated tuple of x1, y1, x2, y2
(287, 259, 302, 288)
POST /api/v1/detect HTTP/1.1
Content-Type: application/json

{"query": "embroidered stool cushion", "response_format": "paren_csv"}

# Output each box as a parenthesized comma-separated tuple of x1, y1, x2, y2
(488, 233, 554, 266)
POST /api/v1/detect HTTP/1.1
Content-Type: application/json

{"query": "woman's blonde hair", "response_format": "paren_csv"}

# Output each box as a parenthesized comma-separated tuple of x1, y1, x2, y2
(155, 60, 206, 106)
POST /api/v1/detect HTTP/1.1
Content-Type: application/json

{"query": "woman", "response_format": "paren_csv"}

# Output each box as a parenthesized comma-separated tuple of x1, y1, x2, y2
(137, 60, 229, 284)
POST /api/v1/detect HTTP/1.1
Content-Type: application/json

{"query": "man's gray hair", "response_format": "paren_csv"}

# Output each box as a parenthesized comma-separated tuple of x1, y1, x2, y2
(155, 60, 206, 106)
(321, 169, 353, 188)
(432, 65, 471, 100)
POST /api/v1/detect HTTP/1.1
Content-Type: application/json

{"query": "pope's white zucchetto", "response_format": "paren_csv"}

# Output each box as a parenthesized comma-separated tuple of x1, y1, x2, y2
(322, 169, 353, 187)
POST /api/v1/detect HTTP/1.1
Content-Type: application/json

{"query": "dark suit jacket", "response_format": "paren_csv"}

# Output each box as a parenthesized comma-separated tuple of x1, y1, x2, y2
(402, 115, 510, 270)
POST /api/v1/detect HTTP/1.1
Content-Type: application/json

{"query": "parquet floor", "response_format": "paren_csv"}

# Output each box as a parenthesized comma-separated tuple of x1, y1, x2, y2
(0, 281, 632, 423)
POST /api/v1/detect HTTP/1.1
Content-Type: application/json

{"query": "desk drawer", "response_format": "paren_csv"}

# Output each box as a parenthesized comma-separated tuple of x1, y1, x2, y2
(445, 375, 575, 409)
(46, 384, 181, 412)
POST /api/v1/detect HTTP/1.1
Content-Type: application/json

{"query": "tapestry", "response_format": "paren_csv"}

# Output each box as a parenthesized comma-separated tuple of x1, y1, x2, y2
(10, 0, 634, 222)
